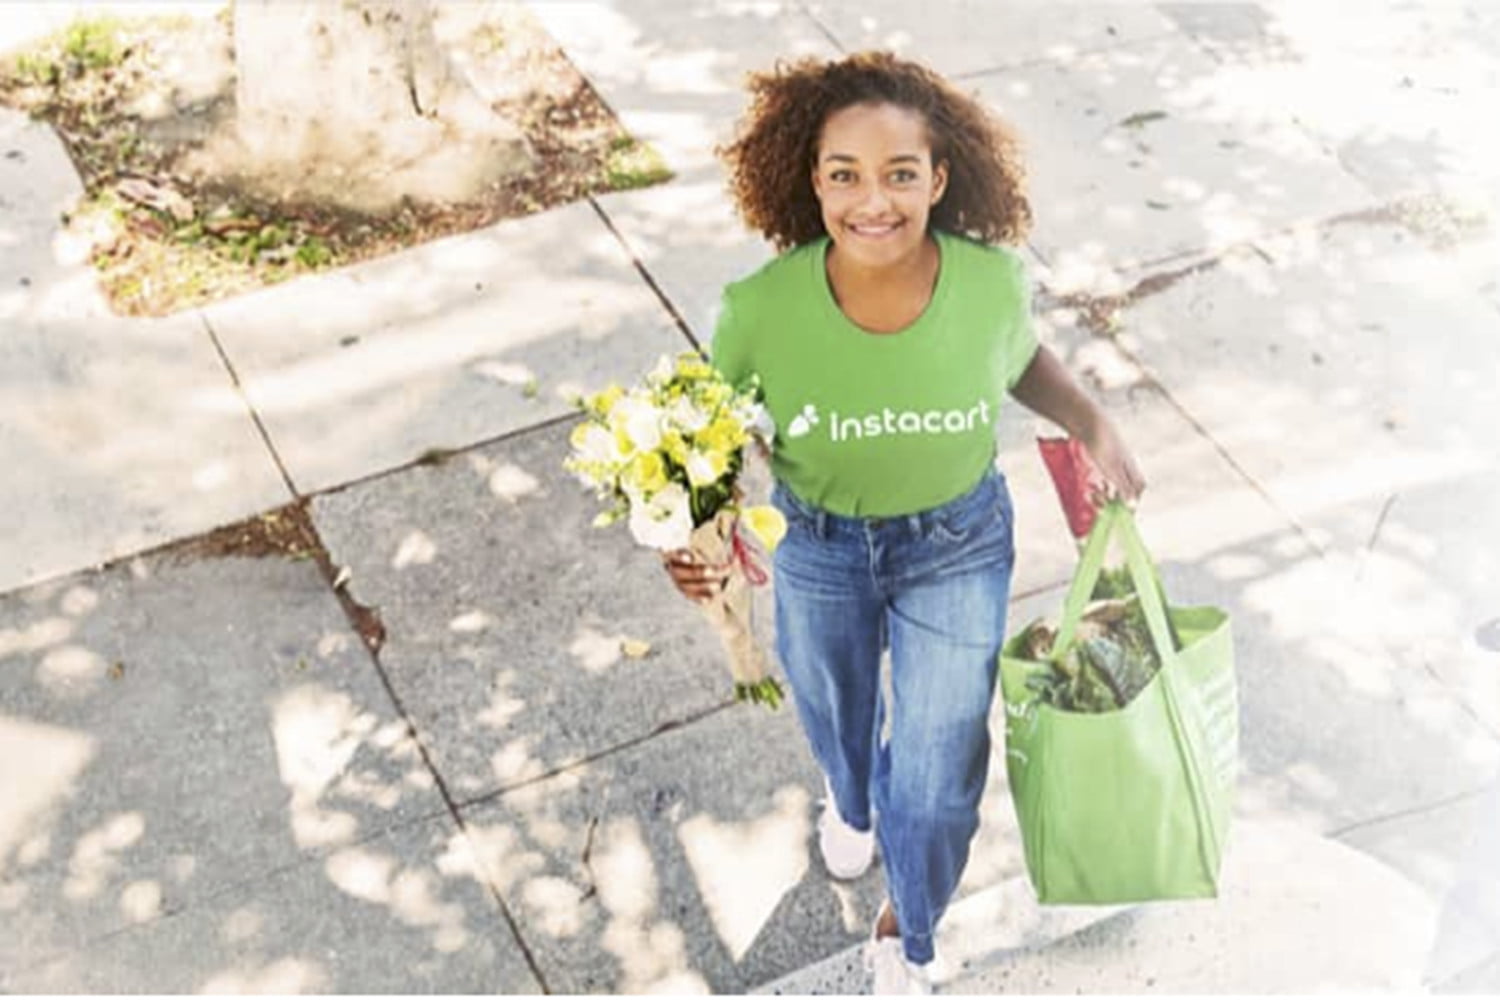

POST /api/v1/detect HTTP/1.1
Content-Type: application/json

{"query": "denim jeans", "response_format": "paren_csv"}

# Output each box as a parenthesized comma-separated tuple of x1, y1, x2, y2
(771, 468, 1016, 966)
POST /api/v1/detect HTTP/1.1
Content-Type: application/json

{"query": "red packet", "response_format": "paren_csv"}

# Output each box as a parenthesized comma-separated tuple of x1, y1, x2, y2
(1037, 436, 1103, 540)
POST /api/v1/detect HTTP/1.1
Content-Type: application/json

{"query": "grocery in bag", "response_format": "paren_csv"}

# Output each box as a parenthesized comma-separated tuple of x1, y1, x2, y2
(999, 501, 1238, 904)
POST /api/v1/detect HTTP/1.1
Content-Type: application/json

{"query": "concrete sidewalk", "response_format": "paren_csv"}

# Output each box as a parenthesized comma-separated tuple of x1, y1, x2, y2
(2, 0, 1498, 993)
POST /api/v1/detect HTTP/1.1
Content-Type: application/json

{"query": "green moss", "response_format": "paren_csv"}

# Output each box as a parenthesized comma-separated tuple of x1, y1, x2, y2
(604, 138, 672, 191)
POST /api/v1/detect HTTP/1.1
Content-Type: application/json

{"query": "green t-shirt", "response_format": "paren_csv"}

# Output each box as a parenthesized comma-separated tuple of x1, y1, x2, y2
(711, 229, 1038, 517)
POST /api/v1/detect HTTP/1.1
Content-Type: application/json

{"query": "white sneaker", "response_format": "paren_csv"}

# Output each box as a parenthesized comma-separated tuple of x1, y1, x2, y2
(818, 777, 875, 880)
(865, 934, 932, 995)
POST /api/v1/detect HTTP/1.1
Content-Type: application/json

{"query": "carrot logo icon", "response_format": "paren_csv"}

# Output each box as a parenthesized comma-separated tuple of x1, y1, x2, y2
(786, 404, 820, 439)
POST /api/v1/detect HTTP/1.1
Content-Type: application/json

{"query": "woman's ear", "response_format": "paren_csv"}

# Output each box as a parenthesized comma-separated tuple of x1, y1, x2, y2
(931, 158, 950, 206)
(810, 159, 825, 202)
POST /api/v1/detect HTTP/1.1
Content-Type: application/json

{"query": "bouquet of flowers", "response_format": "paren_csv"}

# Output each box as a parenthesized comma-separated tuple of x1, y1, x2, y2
(564, 351, 787, 707)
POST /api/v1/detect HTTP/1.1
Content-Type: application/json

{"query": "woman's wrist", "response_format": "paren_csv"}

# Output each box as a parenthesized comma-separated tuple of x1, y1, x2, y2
(1067, 400, 1107, 443)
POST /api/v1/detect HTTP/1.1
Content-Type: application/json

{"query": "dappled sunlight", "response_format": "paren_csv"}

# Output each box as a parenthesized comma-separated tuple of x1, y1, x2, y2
(0, 616, 74, 660)
(569, 626, 627, 674)
(325, 844, 472, 952)
(490, 736, 547, 788)
(459, 821, 546, 895)
(970, 33, 1371, 271)
(271, 684, 376, 850)
(0, 714, 96, 867)
(37, 644, 110, 695)
(222, 275, 640, 415)
(118, 878, 164, 923)
(64, 811, 145, 902)
(487, 463, 542, 503)
(391, 529, 438, 569)
(449, 610, 497, 633)
(522, 875, 590, 938)
(679, 784, 809, 961)
(199, 956, 329, 994)
(595, 815, 706, 992)
(643, 49, 736, 97)
(476, 670, 527, 732)
(471, 358, 536, 389)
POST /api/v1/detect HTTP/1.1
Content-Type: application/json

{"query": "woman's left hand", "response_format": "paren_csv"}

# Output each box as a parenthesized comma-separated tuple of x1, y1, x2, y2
(1079, 414, 1146, 504)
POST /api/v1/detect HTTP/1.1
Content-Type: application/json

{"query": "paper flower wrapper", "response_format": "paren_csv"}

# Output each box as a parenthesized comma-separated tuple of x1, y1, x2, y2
(688, 507, 783, 708)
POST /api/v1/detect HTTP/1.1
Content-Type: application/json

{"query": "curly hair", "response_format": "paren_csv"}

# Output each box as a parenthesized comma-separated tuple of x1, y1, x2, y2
(718, 51, 1031, 251)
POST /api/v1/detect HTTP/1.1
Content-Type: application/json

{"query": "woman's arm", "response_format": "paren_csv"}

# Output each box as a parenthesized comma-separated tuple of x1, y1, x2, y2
(1009, 346, 1147, 501)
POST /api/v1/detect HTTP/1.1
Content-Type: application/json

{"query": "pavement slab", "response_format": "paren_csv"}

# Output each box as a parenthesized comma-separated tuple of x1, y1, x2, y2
(1114, 220, 1500, 557)
(524, 1, 836, 177)
(802, 0, 1178, 77)
(531, 0, 838, 339)
(944, 820, 1437, 993)
(1, 314, 291, 595)
(458, 700, 878, 994)
(200, 200, 686, 496)
(1339, 774, 1500, 988)
(1168, 3, 1500, 208)
(309, 420, 763, 803)
(0, 108, 108, 324)
(0, 554, 448, 981)
(965, 33, 1374, 288)
(1102, 218, 1500, 736)
(1286, 465, 1500, 737)
(761, 821, 1436, 994)
(3, 812, 539, 993)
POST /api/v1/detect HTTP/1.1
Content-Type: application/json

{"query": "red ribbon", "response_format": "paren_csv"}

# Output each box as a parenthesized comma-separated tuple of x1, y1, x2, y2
(731, 523, 770, 587)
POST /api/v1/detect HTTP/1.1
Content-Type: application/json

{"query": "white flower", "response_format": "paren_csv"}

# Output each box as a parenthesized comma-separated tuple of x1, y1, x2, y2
(741, 401, 775, 440)
(627, 482, 693, 550)
(574, 423, 618, 465)
(648, 354, 674, 385)
(685, 450, 721, 487)
(613, 393, 663, 452)
(666, 395, 710, 433)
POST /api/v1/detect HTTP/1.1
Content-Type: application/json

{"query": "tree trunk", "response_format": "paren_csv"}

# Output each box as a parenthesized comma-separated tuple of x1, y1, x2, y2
(228, 0, 533, 213)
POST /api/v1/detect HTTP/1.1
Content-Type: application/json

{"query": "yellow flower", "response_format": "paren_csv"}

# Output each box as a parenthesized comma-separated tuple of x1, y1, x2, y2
(588, 383, 624, 417)
(675, 355, 715, 381)
(622, 450, 669, 498)
(741, 505, 787, 552)
(698, 414, 746, 455)
(661, 430, 689, 466)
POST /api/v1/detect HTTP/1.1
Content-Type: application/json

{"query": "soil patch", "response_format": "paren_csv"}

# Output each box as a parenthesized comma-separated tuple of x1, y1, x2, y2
(0, 5, 669, 317)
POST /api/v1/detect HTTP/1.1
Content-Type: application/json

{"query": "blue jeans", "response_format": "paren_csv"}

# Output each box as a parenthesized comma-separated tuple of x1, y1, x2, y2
(771, 468, 1016, 966)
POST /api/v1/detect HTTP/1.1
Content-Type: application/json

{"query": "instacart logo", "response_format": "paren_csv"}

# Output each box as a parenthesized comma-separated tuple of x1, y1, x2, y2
(784, 400, 991, 443)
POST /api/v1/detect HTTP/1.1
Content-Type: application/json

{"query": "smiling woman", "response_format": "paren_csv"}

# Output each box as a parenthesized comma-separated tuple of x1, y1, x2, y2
(693, 51, 1148, 994)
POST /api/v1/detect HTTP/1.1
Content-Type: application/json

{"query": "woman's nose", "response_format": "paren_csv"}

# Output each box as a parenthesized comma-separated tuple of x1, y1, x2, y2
(856, 180, 893, 211)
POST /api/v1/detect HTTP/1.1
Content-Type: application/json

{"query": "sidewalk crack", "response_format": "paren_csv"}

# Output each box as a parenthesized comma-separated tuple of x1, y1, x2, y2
(195, 310, 300, 500)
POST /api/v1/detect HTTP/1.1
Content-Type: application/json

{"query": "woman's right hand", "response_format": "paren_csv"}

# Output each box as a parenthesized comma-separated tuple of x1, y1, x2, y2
(662, 550, 731, 604)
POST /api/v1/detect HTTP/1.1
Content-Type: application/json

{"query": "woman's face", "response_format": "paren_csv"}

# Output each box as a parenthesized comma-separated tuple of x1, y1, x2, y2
(811, 101, 948, 269)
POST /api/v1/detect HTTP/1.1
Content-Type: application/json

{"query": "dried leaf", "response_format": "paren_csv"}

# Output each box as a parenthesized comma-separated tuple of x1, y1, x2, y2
(1118, 110, 1168, 129)
(116, 176, 195, 222)
(620, 637, 651, 659)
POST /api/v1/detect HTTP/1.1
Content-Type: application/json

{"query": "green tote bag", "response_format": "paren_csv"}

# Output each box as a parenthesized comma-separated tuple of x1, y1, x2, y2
(999, 502, 1238, 904)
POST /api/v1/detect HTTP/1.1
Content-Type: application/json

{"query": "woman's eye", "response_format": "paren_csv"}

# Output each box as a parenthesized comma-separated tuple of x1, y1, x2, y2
(890, 169, 918, 183)
(829, 169, 855, 183)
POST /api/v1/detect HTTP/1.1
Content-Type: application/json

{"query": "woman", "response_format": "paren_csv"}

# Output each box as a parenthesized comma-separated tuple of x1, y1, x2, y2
(665, 51, 1144, 994)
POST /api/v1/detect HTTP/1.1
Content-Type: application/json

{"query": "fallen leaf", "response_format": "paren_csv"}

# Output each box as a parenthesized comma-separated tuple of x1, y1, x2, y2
(116, 177, 195, 222)
(109, 661, 126, 680)
(620, 638, 651, 659)
(1118, 110, 1168, 129)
